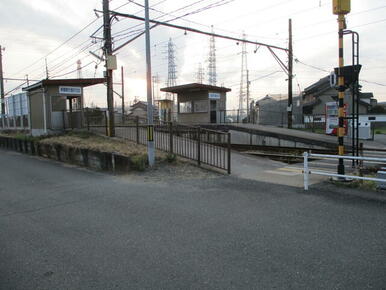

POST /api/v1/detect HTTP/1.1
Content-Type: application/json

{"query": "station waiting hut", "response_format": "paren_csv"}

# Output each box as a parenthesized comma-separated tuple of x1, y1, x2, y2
(160, 83, 231, 124)
(23, 78, 105, 136)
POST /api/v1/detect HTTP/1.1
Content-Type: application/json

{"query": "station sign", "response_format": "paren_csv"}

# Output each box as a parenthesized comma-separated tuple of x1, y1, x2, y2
(59, 86, 82, 95)
(208, 92, 221, 100)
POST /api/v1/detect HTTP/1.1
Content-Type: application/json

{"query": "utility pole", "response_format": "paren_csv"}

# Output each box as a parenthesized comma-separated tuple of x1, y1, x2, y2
(247, 69, 250, 121)
(45, 58, 49, 79)
(77, 59, 83, 79)
(0, 46, 5, 116)
(287, 18, 293, 129)
(103, 0, 115, 137)
(239, 33, 248, 119)
(121, 66, 125, 123)
(145, 0, 155, 167)
(333, 0, 351, 176)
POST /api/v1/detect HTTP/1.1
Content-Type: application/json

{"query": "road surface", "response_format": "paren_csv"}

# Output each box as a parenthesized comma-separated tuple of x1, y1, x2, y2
(0, 149, 385, 289)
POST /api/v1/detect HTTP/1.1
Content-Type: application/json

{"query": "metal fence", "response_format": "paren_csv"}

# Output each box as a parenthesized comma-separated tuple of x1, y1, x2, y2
(0, 115, 29, 130)
(85, 113, 231, 173)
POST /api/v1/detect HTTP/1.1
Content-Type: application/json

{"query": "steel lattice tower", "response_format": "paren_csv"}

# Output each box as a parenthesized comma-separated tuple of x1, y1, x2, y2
(208, 26, 217, 86)
(239, 33, 248, 116)
(166, 38, 177, 88)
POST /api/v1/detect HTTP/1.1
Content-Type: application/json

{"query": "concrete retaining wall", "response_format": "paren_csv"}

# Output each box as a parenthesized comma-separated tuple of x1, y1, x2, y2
(0, 136, 146, 173)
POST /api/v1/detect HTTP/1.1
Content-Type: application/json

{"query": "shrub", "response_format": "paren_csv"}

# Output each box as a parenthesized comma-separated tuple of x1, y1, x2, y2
(166, 153, 177, 163)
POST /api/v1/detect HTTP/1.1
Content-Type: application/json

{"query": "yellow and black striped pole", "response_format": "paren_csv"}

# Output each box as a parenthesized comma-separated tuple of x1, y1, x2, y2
(337, 13, 345, 175)
(333, 0, 350, 175)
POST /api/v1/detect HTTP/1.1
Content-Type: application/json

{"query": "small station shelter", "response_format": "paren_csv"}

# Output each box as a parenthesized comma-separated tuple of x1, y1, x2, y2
(157, 99, 174, 122)
(160, 83, 231, 124)
(23, 78, 105, 136)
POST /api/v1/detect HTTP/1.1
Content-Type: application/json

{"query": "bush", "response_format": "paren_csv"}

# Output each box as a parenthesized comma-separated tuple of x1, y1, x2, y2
(166, 153, 177, 163)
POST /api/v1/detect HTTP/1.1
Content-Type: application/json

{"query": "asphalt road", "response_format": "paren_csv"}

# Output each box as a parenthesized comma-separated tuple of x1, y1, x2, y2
(0, 149, 385, 289)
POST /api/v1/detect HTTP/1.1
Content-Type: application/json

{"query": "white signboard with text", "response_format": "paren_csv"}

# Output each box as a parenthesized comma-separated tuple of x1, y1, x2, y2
(208, 92, 221, 100)
(59, 86, 82, 95)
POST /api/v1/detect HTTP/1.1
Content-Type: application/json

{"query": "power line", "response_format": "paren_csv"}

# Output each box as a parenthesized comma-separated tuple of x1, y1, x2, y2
(10, 17, 101, 77)
(112, 0, 235, 39)
(296, 17, 386, 42)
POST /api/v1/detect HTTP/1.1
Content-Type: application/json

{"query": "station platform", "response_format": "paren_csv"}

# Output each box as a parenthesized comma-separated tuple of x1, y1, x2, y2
(202, 123, 386, 150)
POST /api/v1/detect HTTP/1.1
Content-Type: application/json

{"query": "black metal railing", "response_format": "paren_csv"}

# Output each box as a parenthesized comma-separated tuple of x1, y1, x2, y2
(85, 114, 231, 173)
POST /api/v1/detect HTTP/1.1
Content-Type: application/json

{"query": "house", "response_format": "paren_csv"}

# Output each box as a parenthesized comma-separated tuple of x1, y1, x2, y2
(160, 83, 231, 124)
(253, 94, 303, 126)
(127, 101, 159, 122)
(302, 76, 376, 117)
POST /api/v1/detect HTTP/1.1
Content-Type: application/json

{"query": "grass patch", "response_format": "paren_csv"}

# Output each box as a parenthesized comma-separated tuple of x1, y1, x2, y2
(131, 154, 147, 171)
(374, 127, 386, 135)
(331, 178, 378, 191)
(0, 131, 44, 142)
(39, 131, 166, 159)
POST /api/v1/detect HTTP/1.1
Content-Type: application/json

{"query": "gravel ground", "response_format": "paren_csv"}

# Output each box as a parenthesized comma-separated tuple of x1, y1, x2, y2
(119, 159, 222, 183)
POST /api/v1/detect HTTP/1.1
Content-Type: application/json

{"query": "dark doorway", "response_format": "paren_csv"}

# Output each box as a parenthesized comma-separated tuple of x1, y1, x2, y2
(210, 100, 217, 123)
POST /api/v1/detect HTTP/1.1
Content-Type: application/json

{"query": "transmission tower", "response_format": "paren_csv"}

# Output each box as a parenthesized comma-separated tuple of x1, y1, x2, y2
(77, 59, 82, 79)
(196, 63, 204, 84)
(238, 33, 248, 117)
(166, 38, 177, 88)
(208, 26, 217, 86)
(165, 38, 177, 105)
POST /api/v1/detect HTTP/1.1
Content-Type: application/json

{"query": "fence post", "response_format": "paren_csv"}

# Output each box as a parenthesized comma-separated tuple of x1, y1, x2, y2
(169, 121, 173, 154)
(136, 116, 139, 144)
(104, 111, 108, 136)
(359, 142, 364, 170)
(197, 127, 201, 166)
(227, 132, 231, 174)
(86, 108, 90, 131)
(303, 152, 309, 190)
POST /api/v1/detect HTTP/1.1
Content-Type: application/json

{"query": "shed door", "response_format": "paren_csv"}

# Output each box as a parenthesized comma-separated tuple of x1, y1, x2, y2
(210, 100, 217, 123)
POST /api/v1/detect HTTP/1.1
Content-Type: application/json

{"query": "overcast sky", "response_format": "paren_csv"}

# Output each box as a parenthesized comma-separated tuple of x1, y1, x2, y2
(1, 0, 386, 109)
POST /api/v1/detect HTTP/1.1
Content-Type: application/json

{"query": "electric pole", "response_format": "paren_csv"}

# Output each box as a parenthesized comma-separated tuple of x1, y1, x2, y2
(288, 18, 293, 129)
(333, 0, 351, 176)
(77, 59, 83, 79)
(239, 33, 248, 118)
(121, 66, 125, 123)
(0, 46, 5, 116)
(45, 58, 49, 79)
(145, 0, 155, 167)
(103, 0, 115, 137)
(247, 69, 250, 121)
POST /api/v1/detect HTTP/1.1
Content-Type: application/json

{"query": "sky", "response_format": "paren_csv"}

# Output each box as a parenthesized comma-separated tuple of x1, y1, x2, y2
(1, 0, 386, 110)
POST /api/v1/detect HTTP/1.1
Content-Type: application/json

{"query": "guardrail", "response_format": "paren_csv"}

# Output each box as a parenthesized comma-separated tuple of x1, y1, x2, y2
(303, 152, 386, 190)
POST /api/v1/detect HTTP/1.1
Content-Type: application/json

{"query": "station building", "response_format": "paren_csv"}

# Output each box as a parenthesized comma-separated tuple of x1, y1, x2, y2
(22, 78, 105, 136)
(160, 83, 231, 124)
